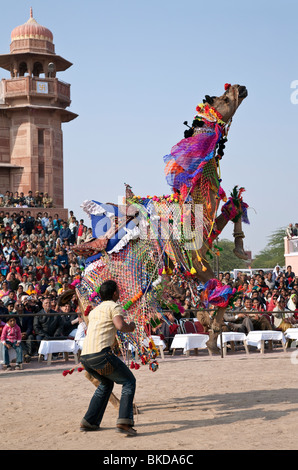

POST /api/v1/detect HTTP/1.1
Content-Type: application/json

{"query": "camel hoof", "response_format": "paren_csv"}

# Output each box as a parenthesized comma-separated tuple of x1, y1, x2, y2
(233, 248, 249, 260)
(206, 339, 221, 355)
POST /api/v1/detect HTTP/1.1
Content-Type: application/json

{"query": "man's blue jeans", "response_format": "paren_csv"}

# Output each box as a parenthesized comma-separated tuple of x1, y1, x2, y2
(4, 341, 23, 365)
(80, 347, 136, 426)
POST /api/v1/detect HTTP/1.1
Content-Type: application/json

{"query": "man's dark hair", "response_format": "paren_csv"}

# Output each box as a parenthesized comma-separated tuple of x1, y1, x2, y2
(100, 280, 118, 301)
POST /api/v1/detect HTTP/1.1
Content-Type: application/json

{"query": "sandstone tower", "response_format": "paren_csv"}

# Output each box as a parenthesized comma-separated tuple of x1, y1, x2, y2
(0, 8, 77, 213)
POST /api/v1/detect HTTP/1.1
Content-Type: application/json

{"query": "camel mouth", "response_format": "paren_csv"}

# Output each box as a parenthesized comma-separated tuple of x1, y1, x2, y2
(238, 86, 248, 99)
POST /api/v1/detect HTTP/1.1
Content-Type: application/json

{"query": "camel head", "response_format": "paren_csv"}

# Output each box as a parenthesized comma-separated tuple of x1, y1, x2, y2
(203, 84, 247, 124)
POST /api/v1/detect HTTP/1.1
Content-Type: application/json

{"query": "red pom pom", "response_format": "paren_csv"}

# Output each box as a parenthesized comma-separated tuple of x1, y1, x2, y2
(130, 361, 135, 369)
(77, 367, 84, 372)
(62, 370, 69, 376)
(134, 363, 140, 370)
(224, 83, 231, 91)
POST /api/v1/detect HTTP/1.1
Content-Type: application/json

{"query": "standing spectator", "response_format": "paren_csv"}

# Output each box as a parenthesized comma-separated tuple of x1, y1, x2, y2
(53, 214, 60, 234)
(47, 216, 54, 234)
(16, 300, 35, 361)
(69, 216, 77, 244)
(76, 220, 86, 244)
(41, 212, 49, 232)
(11, 219, 20, 237)
(24, 211, 35, 234)
(59, 222, 72, 243)
(3, 212, 13, 228)
(285, 265, 295, 286)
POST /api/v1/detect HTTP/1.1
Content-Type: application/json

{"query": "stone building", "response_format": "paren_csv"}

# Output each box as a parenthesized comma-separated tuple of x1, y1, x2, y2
(0, 8, 77, 217)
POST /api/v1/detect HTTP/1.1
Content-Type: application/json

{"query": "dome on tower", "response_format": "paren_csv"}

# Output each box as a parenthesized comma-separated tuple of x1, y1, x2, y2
(10, 8, 55, 54)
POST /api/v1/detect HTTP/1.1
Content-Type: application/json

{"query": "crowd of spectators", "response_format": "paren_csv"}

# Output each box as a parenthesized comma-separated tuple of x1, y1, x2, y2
(0, 208, 92, 369)
(0, 190, 54, 208)
(0, 203, 296, 368)
(154, 265, 298, 349)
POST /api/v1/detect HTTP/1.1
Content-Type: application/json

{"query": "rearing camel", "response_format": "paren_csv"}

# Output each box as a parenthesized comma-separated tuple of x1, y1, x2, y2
(177, 84, 249, 351)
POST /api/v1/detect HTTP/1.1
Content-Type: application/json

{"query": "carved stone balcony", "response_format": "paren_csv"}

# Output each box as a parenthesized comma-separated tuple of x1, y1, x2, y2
(0, 76, 71, 108)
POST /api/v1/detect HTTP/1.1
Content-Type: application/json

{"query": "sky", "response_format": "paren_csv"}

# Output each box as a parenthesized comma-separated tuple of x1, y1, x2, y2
(1, 0, 298, 259)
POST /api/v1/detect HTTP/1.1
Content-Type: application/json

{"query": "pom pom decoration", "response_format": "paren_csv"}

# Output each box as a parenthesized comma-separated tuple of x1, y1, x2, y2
(62, 365, 84, 376)
(149, 361, 159, 372)
(224, 83, 231, 91)
(84, 305, 93, 316)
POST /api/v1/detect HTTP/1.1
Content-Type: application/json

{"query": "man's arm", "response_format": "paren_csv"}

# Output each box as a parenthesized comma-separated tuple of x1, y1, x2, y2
(113, 315, 135, 333)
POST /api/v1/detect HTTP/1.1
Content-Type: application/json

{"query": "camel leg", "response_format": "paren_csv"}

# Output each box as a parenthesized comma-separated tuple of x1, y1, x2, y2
(85, 372, 139, 415)
(233, 219, 249, 260)
(206, 307, 227, 355)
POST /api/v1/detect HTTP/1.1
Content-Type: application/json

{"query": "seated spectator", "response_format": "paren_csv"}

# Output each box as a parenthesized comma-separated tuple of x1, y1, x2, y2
(22, 250, 35, 269)
(0, 280, 10, 301)
(42, 193, 53, 208)
(25, 191, 35, 207)
(285, 265, 295, 287)
(288, 293, 298, 318)
(85, 227, 93, 242)
(1, 315, 23, 370)
(26, 283, 37, 296)
(57, 249, 68, 268)
(6, 270, 20, 290)
(3, 290, 16, 306)
(59, 300, 79, 338)
(33, 298, 65, 345)
(19, 192, 26, 205)
(16, 284, 24, 299)
(0, 255, 9, 277)
(273, 296, 297, 331)
(12, 191, 20, 206)
(265, 272, 274, 290)
(272, 265, 283, 282)
(34, 191, 42, 207)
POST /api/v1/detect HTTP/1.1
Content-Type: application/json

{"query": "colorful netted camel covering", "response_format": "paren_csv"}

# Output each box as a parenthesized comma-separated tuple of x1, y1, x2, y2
(74, 83, 249, 360)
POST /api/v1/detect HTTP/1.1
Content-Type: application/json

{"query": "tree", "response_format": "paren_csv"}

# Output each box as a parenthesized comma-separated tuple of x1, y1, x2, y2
(215, 238, 248, 273)
(252, 227, 285, 268)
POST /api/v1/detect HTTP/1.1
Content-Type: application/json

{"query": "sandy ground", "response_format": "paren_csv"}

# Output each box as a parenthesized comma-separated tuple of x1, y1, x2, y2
(1, 346, 298, 451)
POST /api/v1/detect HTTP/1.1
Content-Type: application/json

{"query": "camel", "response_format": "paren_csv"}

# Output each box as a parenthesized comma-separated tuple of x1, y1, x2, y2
(73, 83, 249, 411)
(178, 84, 249, 351)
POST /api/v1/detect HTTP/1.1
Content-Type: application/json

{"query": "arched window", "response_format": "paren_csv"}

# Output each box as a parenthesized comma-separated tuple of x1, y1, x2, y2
(33, 62, 44, 78)
(19, 62, 28, 77)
